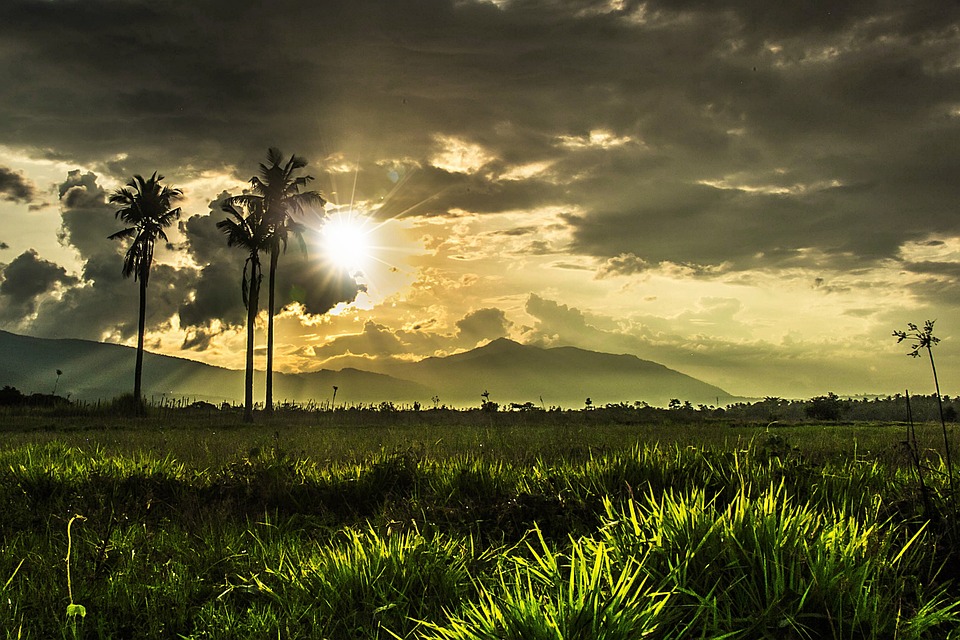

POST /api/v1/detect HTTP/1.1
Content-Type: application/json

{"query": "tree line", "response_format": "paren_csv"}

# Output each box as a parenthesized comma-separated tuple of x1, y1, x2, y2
(109, 148, 323, 421)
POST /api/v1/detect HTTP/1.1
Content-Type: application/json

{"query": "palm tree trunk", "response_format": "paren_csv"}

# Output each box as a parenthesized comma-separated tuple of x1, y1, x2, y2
(135, 271, 146, 414)
(265, 246, 279, 413)
(244, 268, 260, 423)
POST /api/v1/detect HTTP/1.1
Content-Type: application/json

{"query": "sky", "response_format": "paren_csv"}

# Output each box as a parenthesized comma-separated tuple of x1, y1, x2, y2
(1, 0, 959, 401)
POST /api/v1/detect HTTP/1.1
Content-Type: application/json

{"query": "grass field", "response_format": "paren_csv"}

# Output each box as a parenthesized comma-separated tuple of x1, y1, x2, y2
(2, 406, 959, 638)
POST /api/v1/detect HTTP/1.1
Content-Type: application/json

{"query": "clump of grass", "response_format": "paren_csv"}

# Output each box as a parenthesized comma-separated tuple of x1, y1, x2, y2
(209, 526, 481, 638)
(422, 529, 673, 640)
(597, 483, 958, 638)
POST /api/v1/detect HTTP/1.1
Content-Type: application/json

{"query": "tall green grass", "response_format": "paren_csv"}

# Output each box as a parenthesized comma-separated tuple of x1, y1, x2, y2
(0, 427, 958, 639)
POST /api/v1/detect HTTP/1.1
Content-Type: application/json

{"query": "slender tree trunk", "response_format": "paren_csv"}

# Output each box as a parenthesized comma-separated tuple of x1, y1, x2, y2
(244, 265, 260, 423)
(928, 346, 956, 506)
(135, 270, 147, 414)
(265, 246, 279, 413)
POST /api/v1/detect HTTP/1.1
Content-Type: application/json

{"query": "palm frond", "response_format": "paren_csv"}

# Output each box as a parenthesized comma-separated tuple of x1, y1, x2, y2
(217, 216, 253, 250)
(109, 172, 181, 285)
(284, 154, 308, 173)
(108, 226, 138, 241)
(288, 220, 309, 255)
(265, 147, 284, 169)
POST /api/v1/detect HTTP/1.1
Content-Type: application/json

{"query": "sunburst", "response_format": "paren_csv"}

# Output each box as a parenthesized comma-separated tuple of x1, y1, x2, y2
(320, 211, 374, 273)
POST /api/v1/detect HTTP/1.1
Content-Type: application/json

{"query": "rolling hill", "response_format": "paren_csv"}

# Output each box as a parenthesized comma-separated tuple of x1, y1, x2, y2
(0, 330, 735, 408)
(0, 330, 428, 407)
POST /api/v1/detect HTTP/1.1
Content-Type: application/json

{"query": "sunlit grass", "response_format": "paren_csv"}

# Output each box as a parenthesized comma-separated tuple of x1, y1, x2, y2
(0, 414, 958, 638)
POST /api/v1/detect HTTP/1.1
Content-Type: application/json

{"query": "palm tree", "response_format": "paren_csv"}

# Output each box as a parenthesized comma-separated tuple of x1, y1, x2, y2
(218, 201, 270, 422)
(229, 148, 326, 413)
(108, 173, 182, 412)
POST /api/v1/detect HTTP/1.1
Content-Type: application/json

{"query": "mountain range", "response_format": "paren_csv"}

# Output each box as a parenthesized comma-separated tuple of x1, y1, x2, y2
(0, 330, 735, 408)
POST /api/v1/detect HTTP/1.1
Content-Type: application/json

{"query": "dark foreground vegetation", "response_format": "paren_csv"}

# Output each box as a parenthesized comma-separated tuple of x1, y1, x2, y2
(2, 403, 960, 639)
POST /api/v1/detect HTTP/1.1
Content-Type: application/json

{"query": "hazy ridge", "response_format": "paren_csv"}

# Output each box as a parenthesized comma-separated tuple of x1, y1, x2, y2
(0, 330, 734, 408)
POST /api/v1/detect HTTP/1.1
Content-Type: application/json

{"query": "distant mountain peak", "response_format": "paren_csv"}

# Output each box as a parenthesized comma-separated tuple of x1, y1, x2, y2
(479, 337, 524, 350)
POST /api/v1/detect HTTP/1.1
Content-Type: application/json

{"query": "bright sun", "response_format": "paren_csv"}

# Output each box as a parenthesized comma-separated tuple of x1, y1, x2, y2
(321, 214, 373, 272)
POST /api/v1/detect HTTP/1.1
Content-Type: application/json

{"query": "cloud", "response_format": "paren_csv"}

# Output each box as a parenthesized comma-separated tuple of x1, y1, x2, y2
(455, 307, 512, 344)
(275, 254, 365, 318)
(523, 293, 603, 346)
(1, 0, 954, 280)
(178, 261, 247, 332)
(174, 194, 249, 338)
(595, 252, 652, 278)
(0, 249, 78, 324)
(57, 170, 118, 262)
(430, 135, 495, 174)
(319, 320, 407, 359)
(0, 249, 76, 303)
(0, 167, 35, 203)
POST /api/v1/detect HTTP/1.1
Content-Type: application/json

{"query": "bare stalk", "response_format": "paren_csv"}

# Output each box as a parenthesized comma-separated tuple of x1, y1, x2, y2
(894, 320, 956, 514)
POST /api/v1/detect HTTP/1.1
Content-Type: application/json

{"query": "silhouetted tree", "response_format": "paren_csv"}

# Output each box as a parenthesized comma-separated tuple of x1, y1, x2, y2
(805, 392, 844, 421)
(218, 201, 269, 422)
(229, 148, 326, 413)
(108, 173, 182, 412)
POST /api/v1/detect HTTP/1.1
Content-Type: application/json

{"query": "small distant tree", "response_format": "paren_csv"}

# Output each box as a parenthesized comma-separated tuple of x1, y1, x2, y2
(480, 390, 498, 413)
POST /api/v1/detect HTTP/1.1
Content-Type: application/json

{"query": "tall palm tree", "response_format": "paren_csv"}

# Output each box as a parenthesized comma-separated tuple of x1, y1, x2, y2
(108, 172, 182, 412)
(217, 201, 270, 422)
(229, 148, 326, 412)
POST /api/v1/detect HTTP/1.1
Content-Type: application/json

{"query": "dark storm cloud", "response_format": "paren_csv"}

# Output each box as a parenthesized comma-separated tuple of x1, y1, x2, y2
(174, 193, 250, 340)
(0, 249, 76, 303)
(275, 256, 364, 317)
(899, 261, 960, 306)
(178, 261, 247, 331)
(0, 0, 957, 278)
(0, 249, 78, 324)
(0, 167, 35, 203)
(57, 170, 118, 261)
